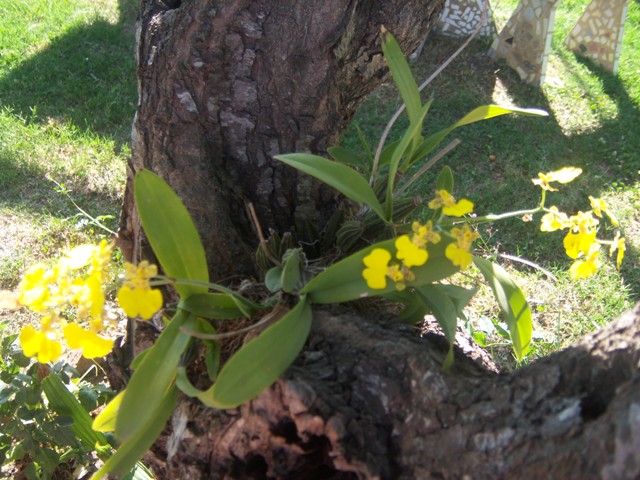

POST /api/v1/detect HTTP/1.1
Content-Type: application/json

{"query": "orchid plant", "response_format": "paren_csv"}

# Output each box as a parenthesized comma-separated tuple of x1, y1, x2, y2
(7, 30, 625, 479)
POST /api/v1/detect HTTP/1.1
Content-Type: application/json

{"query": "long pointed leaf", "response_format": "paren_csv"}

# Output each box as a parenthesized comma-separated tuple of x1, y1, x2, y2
(134, 169, 208, 298)
(381, 29, 421, 125)
(415, 285, 459, 369)
(176, 300, 312, 409)
(385, 101, 431, 219)
(408, 105, 548, 170)
(91, 385, 178, 480)
(275, 153, 385, 220)
(42, 374, 109, 450)
(473, 256, 532, 361)
(115, 311, 195, 442)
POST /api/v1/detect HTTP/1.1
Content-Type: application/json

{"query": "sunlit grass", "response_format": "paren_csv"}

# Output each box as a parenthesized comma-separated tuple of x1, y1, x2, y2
(0, 0, 136, 331)
(342, 0, 639, 364)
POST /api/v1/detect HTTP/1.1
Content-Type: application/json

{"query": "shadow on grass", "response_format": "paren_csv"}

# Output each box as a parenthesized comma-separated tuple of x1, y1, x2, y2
(0, 0, 137, 146)
(0, 0, 138, 222)
(496, 52, 640, 299)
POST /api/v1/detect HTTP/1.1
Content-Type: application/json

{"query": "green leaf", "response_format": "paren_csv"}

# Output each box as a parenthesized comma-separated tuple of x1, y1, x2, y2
(176, 300, 312, 409)
(192, 318, 221, 381)
(414, 285, 459, 369)
(275, 153, 385, 220)
(115, 311, 195, 443)
(264, 267, 283, 292)
(280, 248, 302, 294)
(381, 29, 421, 125)
(384, 290, 428, 324)
(355, 124, 374, 162)
(455, 105, 548, 127)
(473, 256, 532, 361)
(434, 284, 477, 318)
(41, 373, 109, 451)
(92, 390, 124, 433)
(436, 166, 454, 193)
(134, 169, 209, 298)
(303, 236, 459, 304)
(385, 101, 432, 220)
(377, 139, 401, 168)
(179, 293, 248, 319)
(91, 386, 179, 480)
(407, 105, 548, 171)
(328, 146, 367, 171)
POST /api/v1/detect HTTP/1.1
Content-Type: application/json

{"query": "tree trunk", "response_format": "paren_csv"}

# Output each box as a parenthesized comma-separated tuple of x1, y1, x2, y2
(135, 303, 640, 479)
(118, 0, 445, 279)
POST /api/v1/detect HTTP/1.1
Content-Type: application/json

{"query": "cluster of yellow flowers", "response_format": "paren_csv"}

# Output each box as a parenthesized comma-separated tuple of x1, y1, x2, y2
(363, 189, 478, 290)
(534, 167, 625, 280)
(16, 240, 163, 364)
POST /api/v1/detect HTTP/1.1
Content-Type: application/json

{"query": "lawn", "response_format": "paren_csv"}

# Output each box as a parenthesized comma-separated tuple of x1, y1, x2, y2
(340, 0, 639, 364)
(0, 0, 137, 340)
(0, 0, 638, 362)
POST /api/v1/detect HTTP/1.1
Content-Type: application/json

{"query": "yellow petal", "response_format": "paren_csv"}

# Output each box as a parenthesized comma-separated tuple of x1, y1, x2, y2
(362, 249, 393, 290)
(137, 288, 163, 320)
(37, 337, 62, 363)
(443, 198, 474, 217)
(616, 238, 626, 269)
(63, 324, 113, 358)
(569, 258, 598, 279)
(540, 207, 570, 232)
(20, 326, 62, 363)
(363, 249, 391, 268)
(363, 267, 388, 289)
(547, 167, 582, 184)
(19, 325, 43, 358)
(445, 243, 472, 269)
(395, 235, 428, 267)
(117, 285, 140, 317)
(563, 231, 596, 259)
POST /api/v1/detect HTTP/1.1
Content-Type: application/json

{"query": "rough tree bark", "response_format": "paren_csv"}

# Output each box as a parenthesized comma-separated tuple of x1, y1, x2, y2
(119, 0, 445, 278)
(114, 1, 640, 479)
(139, 304, 640, 479)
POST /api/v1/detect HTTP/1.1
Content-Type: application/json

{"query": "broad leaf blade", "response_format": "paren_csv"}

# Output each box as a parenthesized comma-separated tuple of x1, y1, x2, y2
(328, 146, 368, 171)
(92, 390, 124, 433)
(381, 29, 421, 125)
(42, 373, 109, 450)
(275, 153, 385, 220)
(415, 285, 459, 369)
(436, 166, 454, 193)
(280, 248, 302, 294)
(92, 386, 178, 480)
(454, 105, 548, 127)
(201, 300, 313, 408)
(473, 256, 532, 361)
(179, 293, 248, 319)
(134, 169, 208, 298)
(115, 311, 195, 442)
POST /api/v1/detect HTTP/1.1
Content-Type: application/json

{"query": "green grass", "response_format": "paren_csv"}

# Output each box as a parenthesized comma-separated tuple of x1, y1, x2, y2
(343, 0, 640, 366)
(0, 0, 136, 292)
